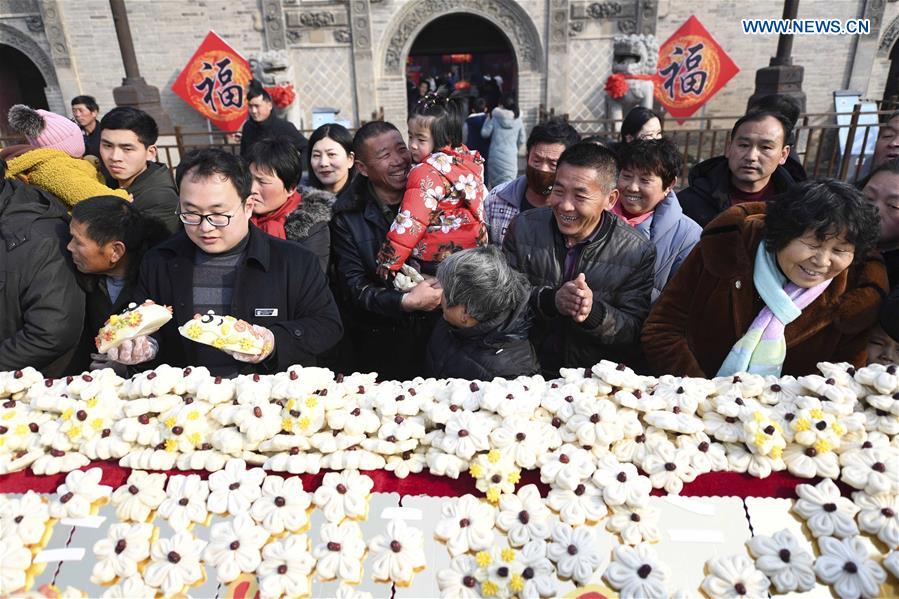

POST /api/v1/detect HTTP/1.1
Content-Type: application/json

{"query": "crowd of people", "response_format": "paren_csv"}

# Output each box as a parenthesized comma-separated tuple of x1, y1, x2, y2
(1, 84, 898, 385)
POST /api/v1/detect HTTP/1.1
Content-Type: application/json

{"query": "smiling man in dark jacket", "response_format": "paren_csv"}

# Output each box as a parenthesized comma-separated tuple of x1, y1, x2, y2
(330, 121, 442, 379)
(503, 142, 655, 376)
(0, 161, 85, 376)
(107, 149, 342, 377)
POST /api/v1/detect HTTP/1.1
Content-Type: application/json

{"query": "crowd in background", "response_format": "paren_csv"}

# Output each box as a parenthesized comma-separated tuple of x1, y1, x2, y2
(1, 81, 899, 384)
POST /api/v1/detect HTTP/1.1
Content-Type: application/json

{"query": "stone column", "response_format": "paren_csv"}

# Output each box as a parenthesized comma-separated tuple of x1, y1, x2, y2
(545, 0, 570, 113)
(749, 0, 806, 112)
(261, 0, 288, 51)
(108, 0, 173, 131)
(349, 0, 377, 123)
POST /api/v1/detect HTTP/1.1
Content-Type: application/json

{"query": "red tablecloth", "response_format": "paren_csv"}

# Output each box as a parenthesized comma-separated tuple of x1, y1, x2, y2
(0, 460, 812, 499)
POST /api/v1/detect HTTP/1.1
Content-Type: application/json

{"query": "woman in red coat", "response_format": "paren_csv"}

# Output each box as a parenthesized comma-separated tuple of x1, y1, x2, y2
(642, 180, 887, 377)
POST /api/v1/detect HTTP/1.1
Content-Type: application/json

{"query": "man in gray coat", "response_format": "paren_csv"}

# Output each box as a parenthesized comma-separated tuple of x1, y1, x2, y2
(503, 142, 655, 375)
(0, 161, 85, 376)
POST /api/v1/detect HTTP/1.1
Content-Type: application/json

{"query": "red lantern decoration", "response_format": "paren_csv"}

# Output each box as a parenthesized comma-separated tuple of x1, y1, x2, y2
(264, 84, 296, 109)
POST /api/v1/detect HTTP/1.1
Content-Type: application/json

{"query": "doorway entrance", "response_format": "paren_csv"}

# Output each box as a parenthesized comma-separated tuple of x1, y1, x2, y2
(0, 44, 49, 137)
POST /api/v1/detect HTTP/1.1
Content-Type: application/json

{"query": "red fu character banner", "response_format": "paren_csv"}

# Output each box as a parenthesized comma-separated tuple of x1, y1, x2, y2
(655, 16, 739, 122)
(171, 31, 252, 132)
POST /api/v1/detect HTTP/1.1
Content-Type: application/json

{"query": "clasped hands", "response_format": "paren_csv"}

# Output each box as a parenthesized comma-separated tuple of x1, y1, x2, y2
(554, 273, 593, 323)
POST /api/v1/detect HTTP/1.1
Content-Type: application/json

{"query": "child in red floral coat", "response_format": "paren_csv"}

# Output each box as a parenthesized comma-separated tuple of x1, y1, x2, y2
(376, 91, 488, 279)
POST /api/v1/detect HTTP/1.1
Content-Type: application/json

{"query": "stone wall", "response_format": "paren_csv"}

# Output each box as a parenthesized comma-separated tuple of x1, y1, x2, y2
(1, 0, 897, 138)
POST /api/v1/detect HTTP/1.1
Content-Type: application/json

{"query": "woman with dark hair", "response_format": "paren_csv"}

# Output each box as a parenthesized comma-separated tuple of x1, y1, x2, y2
(620, 106, 662, 143)
(481, 95, 525, 188)
(306, 123, 356, 204)
(615, 138, 701, 302)
(247, 137, 335, 272)
(643, 180, 888, 376)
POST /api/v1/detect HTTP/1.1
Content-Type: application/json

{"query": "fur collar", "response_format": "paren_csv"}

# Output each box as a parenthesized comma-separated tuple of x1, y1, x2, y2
(284, 185, 336, 240)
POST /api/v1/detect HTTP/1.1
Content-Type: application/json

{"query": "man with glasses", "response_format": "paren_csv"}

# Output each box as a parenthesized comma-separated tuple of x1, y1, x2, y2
(106, 148, 343, 376)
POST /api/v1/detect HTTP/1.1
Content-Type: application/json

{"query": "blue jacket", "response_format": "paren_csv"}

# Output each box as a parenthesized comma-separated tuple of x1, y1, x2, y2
(481, 107, 525, 188)
(630, 190, 701, 303)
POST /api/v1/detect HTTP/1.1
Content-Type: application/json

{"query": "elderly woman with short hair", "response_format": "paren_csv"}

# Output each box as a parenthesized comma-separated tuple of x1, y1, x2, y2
(643, 179, 888, 377)
(426, 245, 540, 379)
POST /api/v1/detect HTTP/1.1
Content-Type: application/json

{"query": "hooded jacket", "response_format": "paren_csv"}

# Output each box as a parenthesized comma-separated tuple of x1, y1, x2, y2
(283, 185, 336, 273)
(677, 155, 797, 228)
(0, 176, 85, 376)
(425, 298, 541, 380)
(482, 107, 525, 188)
(1, 146, 129, 209)
(642, 202, 888, 377)
(628, 190, 702, 303)
(239, 114, 308, 158)
(377, 145, 487, 275)
(114, 161, 181, 235)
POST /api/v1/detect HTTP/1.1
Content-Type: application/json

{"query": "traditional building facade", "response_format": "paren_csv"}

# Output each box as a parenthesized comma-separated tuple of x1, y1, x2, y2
(1, 0, 897, 136)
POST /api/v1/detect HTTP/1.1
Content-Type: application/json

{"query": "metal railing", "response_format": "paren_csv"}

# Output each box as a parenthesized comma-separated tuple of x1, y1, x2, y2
(539, 103, 897, 184)
(2, 105, 893, 183)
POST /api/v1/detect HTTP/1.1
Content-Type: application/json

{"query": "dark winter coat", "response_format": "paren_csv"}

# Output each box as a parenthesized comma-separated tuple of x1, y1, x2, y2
(677, 155, 798, 228)
(240, 114, 308, 159)
(425, 299, 540, 380)
(880, 284, 899, 342)
(642, 202, 888, 377)
(115, 161, 181, 235)
(136, 225, 343, 375)
(66, 274, 137, 374)
(0, 177, 85, 376)
(285, 185, 336, 273)
(330, 176, 437, 379)
(503, 207, 656, 375)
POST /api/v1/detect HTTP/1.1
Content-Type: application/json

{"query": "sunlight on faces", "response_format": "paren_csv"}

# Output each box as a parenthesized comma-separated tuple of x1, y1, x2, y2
(873, 115, 899, 167)
(248, 163, 292, 216)
(617, 167, 673, 216)
(863, 170, 899, 250)
(550, 163, 619, 244)
(248, 95, 273, 123)
(407, 116, 435, 163)
(66, 219, 122, 275)
(310, 137, 354, 192)
(72, 104, 98, 129)
(775, 230, 855, 289)
(725, 116, 790, 191)
(867, 324, 899, 365)
(100, 129, 155, 188)
(179, 170, 253, 254)
(355, 130, 411, 199)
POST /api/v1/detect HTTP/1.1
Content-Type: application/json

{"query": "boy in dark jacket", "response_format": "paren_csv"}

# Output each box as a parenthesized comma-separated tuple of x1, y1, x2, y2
(99, 107, 181, 235)
(0, 162, 85, 376)
(426, 245, 539, 379)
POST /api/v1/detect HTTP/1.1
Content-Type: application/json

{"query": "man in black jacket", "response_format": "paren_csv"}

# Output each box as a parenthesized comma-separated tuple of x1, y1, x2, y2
(239, 83, 308, 159)
(65, 195, 168, 374)
(503, 142, 655, 376)
(100, 107, 181, 235)
(330, 121, 441, 379)
(678, 111, 797, 228)
(108, 149, 342, 377)
(0, 161, 85, 376)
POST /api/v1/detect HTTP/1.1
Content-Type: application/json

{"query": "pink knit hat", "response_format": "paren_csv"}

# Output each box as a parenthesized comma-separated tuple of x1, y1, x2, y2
(7, 104, 85, 158)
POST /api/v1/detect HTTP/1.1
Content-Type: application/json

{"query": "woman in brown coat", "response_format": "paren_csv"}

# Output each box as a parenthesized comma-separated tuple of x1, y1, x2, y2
(642, 180, 887, 377)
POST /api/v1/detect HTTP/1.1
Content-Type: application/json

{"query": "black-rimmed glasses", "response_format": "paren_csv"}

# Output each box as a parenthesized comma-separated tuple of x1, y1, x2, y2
(175, 211, 234, 227)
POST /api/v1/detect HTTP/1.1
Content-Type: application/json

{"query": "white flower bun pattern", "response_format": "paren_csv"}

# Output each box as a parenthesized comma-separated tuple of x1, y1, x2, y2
(604, 543, 670, 599)
(700, 553, 771, 599)
(814, 535, 886, 599)
(746, 528, 815, 593)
